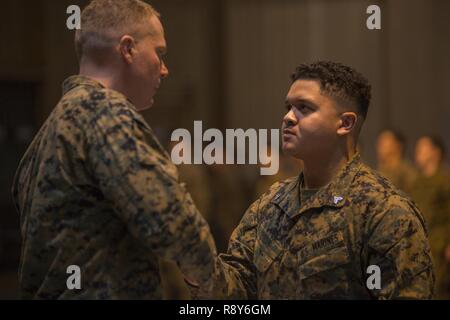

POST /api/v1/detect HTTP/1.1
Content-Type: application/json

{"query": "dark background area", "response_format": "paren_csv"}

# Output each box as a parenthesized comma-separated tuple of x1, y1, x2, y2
(1, 0, 449, 298)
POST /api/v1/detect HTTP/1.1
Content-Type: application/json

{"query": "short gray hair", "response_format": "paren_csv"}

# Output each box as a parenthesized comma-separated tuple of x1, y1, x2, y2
(75, 0, 160, 61)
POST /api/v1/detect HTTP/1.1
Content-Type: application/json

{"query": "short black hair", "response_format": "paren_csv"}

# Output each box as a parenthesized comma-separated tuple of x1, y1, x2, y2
(291, 61, 371, 119)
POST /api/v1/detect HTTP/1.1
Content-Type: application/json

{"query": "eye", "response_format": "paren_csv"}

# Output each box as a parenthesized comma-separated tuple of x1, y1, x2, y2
(157, 48, 166, 57)
(156, 50, 166, 66)
(284, 102, 313, 114)
(156, 48, 166, 59)
(297, 103, 312, 113)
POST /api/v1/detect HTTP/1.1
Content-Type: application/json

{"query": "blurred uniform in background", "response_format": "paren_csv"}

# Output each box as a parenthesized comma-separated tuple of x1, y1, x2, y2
(376, 129, 418, 194)
(412, 135, 450, 299)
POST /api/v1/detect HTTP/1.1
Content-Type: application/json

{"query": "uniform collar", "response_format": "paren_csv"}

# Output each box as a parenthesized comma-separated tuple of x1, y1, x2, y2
(62, 75, 105, 94)
(271, 153, 363, 219)
(62, 75, 136, 111)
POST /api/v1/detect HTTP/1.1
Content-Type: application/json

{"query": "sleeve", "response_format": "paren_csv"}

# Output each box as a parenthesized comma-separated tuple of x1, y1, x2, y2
(365, 202, 435, 299)
(203, 198, 259, 299)
(85, 103, 217, 287)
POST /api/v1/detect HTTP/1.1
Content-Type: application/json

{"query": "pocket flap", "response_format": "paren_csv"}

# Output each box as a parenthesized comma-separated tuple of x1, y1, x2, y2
(254, 229, 283, 273)
(298, 245, 350, 280)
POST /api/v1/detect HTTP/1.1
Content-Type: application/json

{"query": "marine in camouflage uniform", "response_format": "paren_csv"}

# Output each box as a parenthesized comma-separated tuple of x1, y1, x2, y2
(11, 75, 216, 299)
(210, 153, 434, 299)
(376, 129, 418, 195)
(378, 160, 418, 195)
(412, 167, 450, 299)
(202, 61, 435, 300)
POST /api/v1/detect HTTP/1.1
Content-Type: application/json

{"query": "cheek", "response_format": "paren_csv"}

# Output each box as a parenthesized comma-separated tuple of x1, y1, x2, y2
(137, 51, 158, 73)
(299, 117, 337, 142)
(314, 113, 339, 134)
(150, 51, 162, 70)
(141, 55, 155, 75)
(416, 150, 426, 162)
(298, 115, 323, 134)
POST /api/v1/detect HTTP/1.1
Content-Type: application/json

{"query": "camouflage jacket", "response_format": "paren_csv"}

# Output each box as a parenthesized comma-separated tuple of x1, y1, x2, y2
(411, 167, 450, 298)
(11, 75, 216, 299)
(378, 160, 418, 194)
(213, 154, 434, 299)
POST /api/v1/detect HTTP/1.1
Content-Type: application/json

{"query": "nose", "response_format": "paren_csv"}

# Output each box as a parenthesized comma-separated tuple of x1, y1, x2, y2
(160, 60, 169, 79)
(283, 109, 297, 128)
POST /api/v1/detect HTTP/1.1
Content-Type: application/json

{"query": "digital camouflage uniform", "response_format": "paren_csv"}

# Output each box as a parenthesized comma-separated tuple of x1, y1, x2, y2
(411, 167, 450, 299)
(11, 75, 216, 299)
(378, 160, 418, 195)
(211, 154, 434, 299)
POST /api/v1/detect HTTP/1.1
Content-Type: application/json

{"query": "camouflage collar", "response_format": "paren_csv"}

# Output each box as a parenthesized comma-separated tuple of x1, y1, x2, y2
(271, 153, 363, 219)
(62, 75, 136, 110)
(63, 75, 105, 94)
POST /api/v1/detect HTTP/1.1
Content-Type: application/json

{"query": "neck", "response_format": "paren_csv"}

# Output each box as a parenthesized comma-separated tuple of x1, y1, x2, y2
(79, 61, 123, 94)
(303, 147, 355, 189)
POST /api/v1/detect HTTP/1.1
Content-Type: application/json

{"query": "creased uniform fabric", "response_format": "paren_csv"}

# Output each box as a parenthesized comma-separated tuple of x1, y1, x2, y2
(211, 154, 434, 299)
(12, 75, 216, 299)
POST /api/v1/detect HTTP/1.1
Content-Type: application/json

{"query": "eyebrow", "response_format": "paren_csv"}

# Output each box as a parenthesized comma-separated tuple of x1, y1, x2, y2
(285, 98, 318, 109)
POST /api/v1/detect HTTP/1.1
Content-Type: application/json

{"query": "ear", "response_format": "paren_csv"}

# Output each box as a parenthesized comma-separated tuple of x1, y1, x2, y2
(118, 35, 136, 64)
(337, 112, 357, 136)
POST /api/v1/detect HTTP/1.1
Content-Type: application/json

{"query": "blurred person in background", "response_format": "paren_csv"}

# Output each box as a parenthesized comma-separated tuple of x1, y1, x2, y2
(412, 135, 450, 299)
(376, 129, 418, 194)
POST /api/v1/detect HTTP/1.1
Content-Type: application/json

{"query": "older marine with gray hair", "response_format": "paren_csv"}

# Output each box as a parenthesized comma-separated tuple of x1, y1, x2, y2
(12, 0, 216, 299)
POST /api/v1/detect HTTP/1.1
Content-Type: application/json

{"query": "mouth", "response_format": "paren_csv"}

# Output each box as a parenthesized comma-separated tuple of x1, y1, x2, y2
(282, 128, 297, 143)
(283, 128, 296, 136)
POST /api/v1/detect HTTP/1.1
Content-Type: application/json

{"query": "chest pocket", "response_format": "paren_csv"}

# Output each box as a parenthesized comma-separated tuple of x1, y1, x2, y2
(296, 230, 351, 298)
(253, 228, 283, 273)
(298, 245, 350, 279)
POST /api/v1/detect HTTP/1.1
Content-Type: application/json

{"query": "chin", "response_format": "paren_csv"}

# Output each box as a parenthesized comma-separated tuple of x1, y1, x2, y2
(136, 99, 154, 112)
(282, 143, 301, 159)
